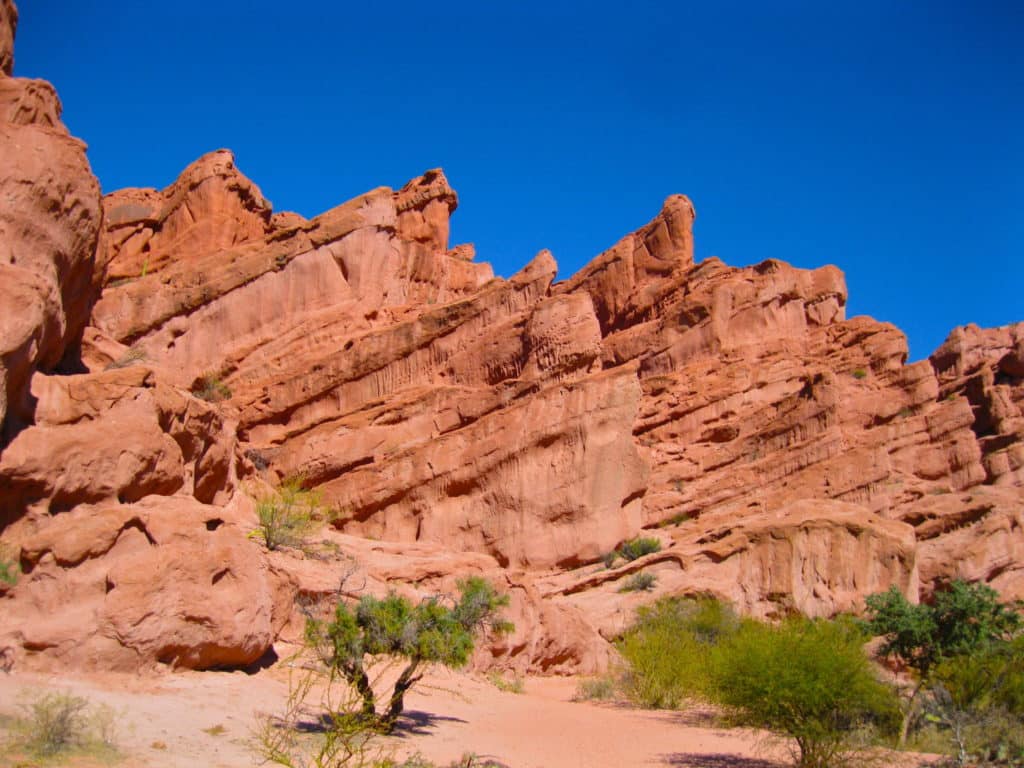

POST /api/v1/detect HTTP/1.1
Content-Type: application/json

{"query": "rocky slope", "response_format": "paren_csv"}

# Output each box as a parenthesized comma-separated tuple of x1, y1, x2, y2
(1, 0, 1021, 675)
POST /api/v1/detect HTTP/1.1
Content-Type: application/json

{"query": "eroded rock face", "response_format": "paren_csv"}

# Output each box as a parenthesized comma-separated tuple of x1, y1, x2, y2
(3, 495, 274, 670)
(0, 2, 1021, 672)
(0, 4, 102, 441)
(0, 0, 16, 77)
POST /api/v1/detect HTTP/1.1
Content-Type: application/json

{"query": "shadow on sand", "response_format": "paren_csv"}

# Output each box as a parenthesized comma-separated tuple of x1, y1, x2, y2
(660, 753, 783, 768)
(391, 708, 468, 737)
(290, 709, 466, 737)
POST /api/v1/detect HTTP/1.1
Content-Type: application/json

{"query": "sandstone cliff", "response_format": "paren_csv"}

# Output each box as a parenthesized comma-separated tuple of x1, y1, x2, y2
(1, 1, 1021, 674)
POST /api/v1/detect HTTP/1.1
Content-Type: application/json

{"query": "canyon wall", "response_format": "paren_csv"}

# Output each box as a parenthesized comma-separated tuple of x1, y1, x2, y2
(1, 2, 1021, 674)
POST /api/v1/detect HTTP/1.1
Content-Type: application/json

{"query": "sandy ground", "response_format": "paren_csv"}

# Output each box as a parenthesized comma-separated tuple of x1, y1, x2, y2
(0, 664, 930, 768)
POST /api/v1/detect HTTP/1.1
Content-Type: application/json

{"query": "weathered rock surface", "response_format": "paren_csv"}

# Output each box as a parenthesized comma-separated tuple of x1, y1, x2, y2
(0, 5, 102, 443)
(2, 494, 275, 670)
(0, 0, 15, 77)
(0, 4, 1021, 673)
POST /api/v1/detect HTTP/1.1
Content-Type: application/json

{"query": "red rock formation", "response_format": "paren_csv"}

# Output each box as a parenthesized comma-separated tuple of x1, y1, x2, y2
(0, 3, 101, 440)
(7, 495, 275, 670)
(0, 2, 1021, 673)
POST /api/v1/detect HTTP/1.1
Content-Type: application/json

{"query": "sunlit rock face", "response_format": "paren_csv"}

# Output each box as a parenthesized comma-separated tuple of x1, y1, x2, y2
(1, 0, 1021, 673)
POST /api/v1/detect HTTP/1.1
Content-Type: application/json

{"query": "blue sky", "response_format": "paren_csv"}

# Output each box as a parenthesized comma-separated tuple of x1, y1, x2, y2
(15, 1, 1023, 360)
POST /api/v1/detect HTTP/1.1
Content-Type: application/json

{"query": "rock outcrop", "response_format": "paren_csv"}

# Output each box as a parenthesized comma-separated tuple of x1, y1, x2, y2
(0, 1, 101, 442)
(1, 0, 1021, 675)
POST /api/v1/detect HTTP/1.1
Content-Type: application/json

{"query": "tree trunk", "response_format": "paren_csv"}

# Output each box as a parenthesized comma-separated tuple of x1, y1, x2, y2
(898, 679, 925, 747)
(344, 661, 377, 720)
(379, 659, 422, 734)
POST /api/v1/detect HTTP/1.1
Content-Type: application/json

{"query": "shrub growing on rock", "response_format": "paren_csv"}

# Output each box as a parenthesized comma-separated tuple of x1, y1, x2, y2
(617, 537, 661, 562)
(618, 571, 656, 593)
(254, 477, 320, 551)
(191, 372, 232, 402)
(0, 543, 18, 586)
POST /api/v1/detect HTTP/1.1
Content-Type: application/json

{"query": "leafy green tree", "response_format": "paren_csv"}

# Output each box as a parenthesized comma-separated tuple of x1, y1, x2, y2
(712, 617, 898, 768)
(306, 578, 512, 733)
(862, 580, 1021, 745)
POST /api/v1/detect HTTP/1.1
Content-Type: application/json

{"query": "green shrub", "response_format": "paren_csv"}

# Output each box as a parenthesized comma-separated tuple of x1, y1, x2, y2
(601, 550, 619, 569)
(616, 597, 740, 709)
(852, 368, 868, 380)
(618, 572, 656, 593)
(253, 477, 320, 551)
(711, 617, 899, 768)
(487, 671, 524, 694)
(192, 372, 232, 402)
(7, 691, 121, 761)
(572, 676, 617, 702)
(0, 544, 18, 586)
(926, 635, 1024, 765)
(617, 537, 662, 561)
(657, 511, 692, 528)
(22, 691, 89, 756)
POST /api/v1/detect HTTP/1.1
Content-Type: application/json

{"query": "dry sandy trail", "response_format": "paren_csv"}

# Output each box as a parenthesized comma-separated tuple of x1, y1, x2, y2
(0, 667, 928, 768)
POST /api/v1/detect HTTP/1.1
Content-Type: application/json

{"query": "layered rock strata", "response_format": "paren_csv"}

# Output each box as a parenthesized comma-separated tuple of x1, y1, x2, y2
(1, 0, 1021, 673)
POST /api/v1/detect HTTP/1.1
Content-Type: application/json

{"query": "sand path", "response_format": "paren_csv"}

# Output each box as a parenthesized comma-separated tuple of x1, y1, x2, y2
(0, 667, 925, 768)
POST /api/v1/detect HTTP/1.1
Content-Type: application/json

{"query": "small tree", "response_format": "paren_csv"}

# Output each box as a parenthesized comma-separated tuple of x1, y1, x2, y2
(305, 578, 512, 734)
(862, 580, 1022, 745)
(712, 617, 898, 768)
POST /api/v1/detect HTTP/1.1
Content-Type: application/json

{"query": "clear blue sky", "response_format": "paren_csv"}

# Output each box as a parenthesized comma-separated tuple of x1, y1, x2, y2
(15, 1, 1023, 360)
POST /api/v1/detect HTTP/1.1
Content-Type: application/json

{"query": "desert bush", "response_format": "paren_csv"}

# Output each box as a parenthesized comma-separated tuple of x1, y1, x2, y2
(572, 676, 617, 702)
(487, 671, 525, 694)
(924, 635, 1024, 765)
(6, 690, 121, 761)
(618, 571, 656, 593)
(617, 536, 662, 561)
(254, 477, 321, 551)
(304, 577, 512, 734)
(191, 372, 232, 402)
(0, 543, 18, 586)
(22, 691, 89, 756)
(711, 617, 899, 768)
(617, 597, 740, 709)
(104, 344, 147, 370)
(852, 368, 868, 379)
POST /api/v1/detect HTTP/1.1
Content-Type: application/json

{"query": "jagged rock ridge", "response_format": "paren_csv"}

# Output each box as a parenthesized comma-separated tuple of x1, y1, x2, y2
(1, 1, 1021, 674)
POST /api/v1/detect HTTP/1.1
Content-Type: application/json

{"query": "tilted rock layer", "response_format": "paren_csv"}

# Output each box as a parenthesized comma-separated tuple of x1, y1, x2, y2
(1, 1, 1021, 673)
